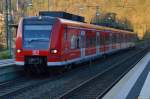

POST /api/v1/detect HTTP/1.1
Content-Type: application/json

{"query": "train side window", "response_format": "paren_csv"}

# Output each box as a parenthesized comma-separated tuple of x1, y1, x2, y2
(90, 37, 93, 47)
(63, 28, 67, 48)
(64, 31, 67, 40)
(100, 34, 104, 45)
(89, 36, 95, 47)
(105, 33, 109, 45)
(70, 32, 81, 49)
(86, 35, 88, 48)
(115, 34, 118, 43)
(86, 33, 89, 48)
(127, 35, 129, 42)
(120, 34, 123, 43)
(70, 34, 76, 49)
(117, 33, 119, 43)
(77, 37, 80, 48)
(80, 31, 85, 48)
(123, 34, 126, 42)
(96, 32, 100, 46)
(115, 34, 117, 43)
(124, 34, 126, 42)
(116, 34, 118, 43)
(120, 34, 122, 43)
(122, 34, 124, 42)
(109, 33, 111, 44)
(93, 37, 96, 47)
(109, 32, 112, 44)
(118, 33, 120, 43)
(120, 33, 122, 43)
(128, 35, 130, 42)
(112, 33, 115, 43)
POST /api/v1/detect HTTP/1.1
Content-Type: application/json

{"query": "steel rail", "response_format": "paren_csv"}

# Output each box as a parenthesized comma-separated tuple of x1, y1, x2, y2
(0, 49, 133, 98)
(56, 48, 148, 99)
(96, 48, 147, 99)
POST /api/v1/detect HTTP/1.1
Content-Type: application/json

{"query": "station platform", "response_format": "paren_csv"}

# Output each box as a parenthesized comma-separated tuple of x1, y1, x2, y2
(103, 52, 150, 99)
(0, 59, 14, 67)
(0, 59, 22, 83)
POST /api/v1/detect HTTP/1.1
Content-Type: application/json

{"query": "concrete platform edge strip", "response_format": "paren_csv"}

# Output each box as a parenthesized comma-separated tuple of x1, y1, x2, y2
(138, 72, 150, 99)
(102, 52, 150, 99)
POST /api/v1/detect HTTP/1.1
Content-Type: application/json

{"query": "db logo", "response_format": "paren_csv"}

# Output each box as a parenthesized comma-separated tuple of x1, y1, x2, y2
(32, 50, 39, 55)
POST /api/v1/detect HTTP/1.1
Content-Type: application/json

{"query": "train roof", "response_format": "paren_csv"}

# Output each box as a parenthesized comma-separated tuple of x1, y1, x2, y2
(22, 16, 135, 34)
(23, 16, 56, 20)
(57, 18, 135, 34)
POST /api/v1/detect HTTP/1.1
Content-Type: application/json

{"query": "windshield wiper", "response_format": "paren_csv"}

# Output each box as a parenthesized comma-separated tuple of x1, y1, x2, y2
(26, 38, 49, 43)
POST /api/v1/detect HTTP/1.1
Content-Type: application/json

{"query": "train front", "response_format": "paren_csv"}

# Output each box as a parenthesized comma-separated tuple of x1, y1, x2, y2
(15, 16, 56, 72)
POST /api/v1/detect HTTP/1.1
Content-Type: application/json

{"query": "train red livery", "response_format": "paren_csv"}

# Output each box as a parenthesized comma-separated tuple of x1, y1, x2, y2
(15, 16, 137, 72)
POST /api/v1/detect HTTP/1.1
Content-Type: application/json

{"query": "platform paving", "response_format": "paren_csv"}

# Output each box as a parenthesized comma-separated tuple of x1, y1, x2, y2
(103, 52, 150, 99)
(0, 59, 15, 67)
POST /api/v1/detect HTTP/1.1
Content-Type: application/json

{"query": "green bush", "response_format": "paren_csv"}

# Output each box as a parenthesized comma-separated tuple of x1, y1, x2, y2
(0, 50, 10, 59)
(0, 44, 5, 50)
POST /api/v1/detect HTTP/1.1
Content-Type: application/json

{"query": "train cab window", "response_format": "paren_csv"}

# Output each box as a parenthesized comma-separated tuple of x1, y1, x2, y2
(23, 25, 52, 50)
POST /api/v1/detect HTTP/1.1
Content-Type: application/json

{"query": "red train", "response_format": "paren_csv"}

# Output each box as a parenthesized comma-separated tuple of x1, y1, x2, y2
(15, 16, 137, 72)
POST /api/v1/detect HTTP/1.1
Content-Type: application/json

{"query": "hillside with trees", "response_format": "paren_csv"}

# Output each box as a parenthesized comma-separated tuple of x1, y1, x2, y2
(0, 0, 150, 38)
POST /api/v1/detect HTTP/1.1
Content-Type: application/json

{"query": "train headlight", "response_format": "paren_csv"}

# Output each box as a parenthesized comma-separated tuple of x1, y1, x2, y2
(51, 49, 58, 54)
(17, 49, 22, 53)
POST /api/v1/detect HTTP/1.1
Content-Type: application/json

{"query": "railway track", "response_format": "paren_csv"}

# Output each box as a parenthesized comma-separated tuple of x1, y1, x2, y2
(56, 48, 148, 99)
(0, 72, 67, 99)
(0, 47, 148, 99)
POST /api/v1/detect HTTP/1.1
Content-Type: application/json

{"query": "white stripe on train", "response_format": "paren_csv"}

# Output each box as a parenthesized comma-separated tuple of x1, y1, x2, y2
(15, 43, 134, 67)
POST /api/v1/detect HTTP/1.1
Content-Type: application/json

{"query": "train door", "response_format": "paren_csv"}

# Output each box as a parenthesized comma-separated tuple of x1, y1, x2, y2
(104, 32, 109, 53)
(100, 32, 105, 54)
(80, 31, 85, 58)
(63, 27, 68, 61)
(96, 32, 100, 55)
(109, 32, 112, 52)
